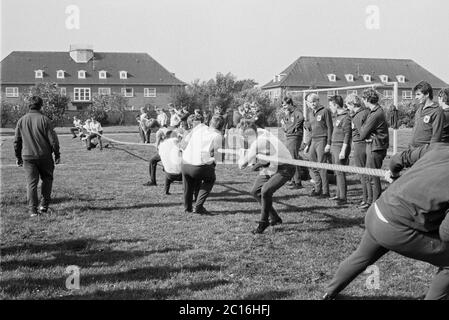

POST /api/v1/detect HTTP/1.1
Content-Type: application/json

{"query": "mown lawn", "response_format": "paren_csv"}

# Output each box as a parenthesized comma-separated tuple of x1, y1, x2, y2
(0, 127, 434, 300)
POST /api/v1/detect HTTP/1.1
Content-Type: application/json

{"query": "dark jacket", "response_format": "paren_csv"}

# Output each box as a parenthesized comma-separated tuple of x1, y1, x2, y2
(351, 107, 370, 143)
(441, 108, 449, 143)
(14, 110, 60, 160)
(359, 105, 389, 151)
(411, 102, 444, 147)
(283, 109, 304, 138)
(376, 143, 449, 240)
(331, 111, 352, 145)
(305, 106, 333, 145)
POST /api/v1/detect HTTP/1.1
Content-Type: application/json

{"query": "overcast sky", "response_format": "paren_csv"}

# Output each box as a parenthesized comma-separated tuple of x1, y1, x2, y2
(1, 0, 448, 86)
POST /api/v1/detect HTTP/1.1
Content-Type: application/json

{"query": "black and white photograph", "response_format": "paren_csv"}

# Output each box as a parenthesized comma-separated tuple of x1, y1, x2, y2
(1, 0, 448, 306)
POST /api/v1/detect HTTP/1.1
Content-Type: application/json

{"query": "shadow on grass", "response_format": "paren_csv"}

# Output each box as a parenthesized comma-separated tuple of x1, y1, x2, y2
(242, 289, 294, 300)
(66, 202, 182, 212)
(51, 196, 116, 204)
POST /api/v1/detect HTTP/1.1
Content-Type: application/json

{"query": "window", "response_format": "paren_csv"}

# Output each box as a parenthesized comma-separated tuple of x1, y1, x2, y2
(60, 87, 66, 96)
(327, 90, 336, 97)
(379, 75, 389, 83)
(347, 90, 358, 96)
(327, 74, 336, 82)
(57, 70, 65, 79)
(73, 88, 91, 101)
(384, 90, 393, 98)
(345, 74, 354, 82)
(98, 87, 111, 95)
(35, 70, 43, 78)
(121, 87, 133, 97)
(78, 70, 86, 79)
(363, 74, 371, 82)
(144, 88, 156, 97)
(402, 90, 412, 99)
(396, 75, 406, 83)
(5, 87, 19, 97)
(119, 71, 127, 79)
(99, 71, 107, 79)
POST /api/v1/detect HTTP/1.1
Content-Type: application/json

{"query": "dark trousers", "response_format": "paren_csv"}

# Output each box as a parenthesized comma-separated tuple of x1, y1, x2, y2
(164, 172, 182, 194)
(69, 127, 80, 137)
(353, 142, 372, 204)
(366, 144, 386, 202)
(309, 138, 329, 194)
(286, 135, 303, 185)
(23, 158, 54, 212)
(139, 127, 151, 143)
(149, 154, 161, 184)
(330, 144, 350, 200)
(327, 204, 449, 300)
(250, 165, 294, 223)
(182, 163, 216, 212)
(86, 131, 103, 150)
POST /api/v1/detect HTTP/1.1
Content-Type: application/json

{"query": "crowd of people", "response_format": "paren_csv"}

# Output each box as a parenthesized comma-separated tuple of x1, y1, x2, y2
(12, 80, 449, 299)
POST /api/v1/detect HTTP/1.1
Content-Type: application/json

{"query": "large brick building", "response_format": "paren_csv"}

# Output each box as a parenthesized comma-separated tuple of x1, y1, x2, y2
(262, 56, 448, 103)
(0, 45, 185, 110)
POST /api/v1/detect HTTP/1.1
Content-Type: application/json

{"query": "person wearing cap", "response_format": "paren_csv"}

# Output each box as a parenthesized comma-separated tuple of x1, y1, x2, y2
(304, 93, 333, 198)
(14, 96, 61, 217)
(281, 97, 305, 190)
(345, 93, 372, 209)
(437, 88, 449, 143)
(328, 95, 352, 205)
(359, 88, 389, 205)
(323, 143, 449, 300)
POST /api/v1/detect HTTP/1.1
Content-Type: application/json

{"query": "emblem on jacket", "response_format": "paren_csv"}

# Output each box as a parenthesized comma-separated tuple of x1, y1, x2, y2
(336, 120, 341, 127)
(423, 115, 430, 123)
(351, 122, 355, 129)
(316, 115, 322, 122)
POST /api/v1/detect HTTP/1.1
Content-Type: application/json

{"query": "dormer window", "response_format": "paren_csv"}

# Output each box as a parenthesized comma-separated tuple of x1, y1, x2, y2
(363, 74, 371, 82)
(78, 70, 86, 79)
(35, 70, 43, 79)
(327, 74, 336, 82)
(396, 75, 405, 83)
(379, 75, 389, 83)
(119, 71, 127, 79)
(99, 70, 107, 79)
(56, 70, 65, 79)
(345, 74, 354, 82)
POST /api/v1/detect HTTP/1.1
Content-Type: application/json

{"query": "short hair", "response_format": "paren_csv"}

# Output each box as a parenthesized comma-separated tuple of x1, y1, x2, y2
(345, 93, 363, 108)
(237, 118, 258, 134)
(328, 95, 344, 108)
(192, 113, 204, 123)
(282, 97, 293, 105)
(438, 87, 449, 104)
(306, 93, 319, 102)
(29, 96, 43, 110)
(362, 88, 379, 104)
(209, 115, 225, 131)
(414, 81, 434, 100)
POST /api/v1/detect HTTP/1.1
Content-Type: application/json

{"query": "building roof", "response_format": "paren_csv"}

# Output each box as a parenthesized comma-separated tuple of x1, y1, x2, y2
(262, 56, 448, 90)
(0, 51, 185, 86)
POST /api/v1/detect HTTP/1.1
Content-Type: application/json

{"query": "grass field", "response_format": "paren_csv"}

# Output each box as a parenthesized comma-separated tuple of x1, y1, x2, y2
(0, 127, 435, 300)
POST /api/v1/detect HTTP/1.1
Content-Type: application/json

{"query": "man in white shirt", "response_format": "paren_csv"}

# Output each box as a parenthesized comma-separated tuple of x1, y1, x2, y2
(169, 108, 181, 128)
(238, 119, 295, 234)
(159, 130, 183, 194)
(70, 116, 82, 139)
(137, 107, 151, 143)
(181, 115, 224, 214)
(86, 117, 104, 150)
(156, 107, 169, 128)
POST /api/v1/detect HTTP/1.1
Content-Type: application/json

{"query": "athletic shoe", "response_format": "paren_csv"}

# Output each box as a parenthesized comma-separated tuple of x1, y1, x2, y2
(330, 195, 339, 200)
(288, 184, 303, 190)
(30, 209, 41, 217)
(38, 205, 48, 213)
(184, 209, 192, 214)
(251, 221, 270, 234)
(270, 217, 283, 226)
(310, 190, 322, 197)
(193, 206, 211, 215)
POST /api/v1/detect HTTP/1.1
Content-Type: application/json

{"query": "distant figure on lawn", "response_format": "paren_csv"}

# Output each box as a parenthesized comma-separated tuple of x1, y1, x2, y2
(13, 96, 61, 217)
(69, 116, 82, 139)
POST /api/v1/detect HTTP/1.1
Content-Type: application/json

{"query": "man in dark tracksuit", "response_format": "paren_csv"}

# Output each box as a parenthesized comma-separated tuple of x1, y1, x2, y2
(389, 81, 444, 174)
(14, 96, 60, 216)
(281, 97, 304, 189)
(359, 89, 389, 205)
(304, 93, 333, 197)
(438, 88, 449, 143)
(345, 94, 372, 208)
(324, 143, 449, 300)
(329, 95, 352, 204)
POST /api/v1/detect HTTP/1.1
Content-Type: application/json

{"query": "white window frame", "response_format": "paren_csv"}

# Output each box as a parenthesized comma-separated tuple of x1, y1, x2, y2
(379, 75, 389, 83)
(347, 90, 358, 96)
(119, 71, 128, 79)
(98, 87, 111, 95)
(396, 75, 406, 83)
(5, 87, 19, 97)
(345, 74, 354, 82)
(327, 74, 336, 82)
(60, 87, 66, 96)
(35, 70, 43, 79)
(73, 88, 91, 102)
(402, 90, 412, 99)
(363, 74, 371, 82)
(384, 90, 393, 98)
(78, 70, 86, 79)
(121, 87, 133, 97)
(144, 88, 156, 97)
(99, 71, 107, 79)
(57, 70, 65, 79)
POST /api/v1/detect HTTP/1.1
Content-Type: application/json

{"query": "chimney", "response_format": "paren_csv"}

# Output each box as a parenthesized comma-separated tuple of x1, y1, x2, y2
(69, 44, 94, 63)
